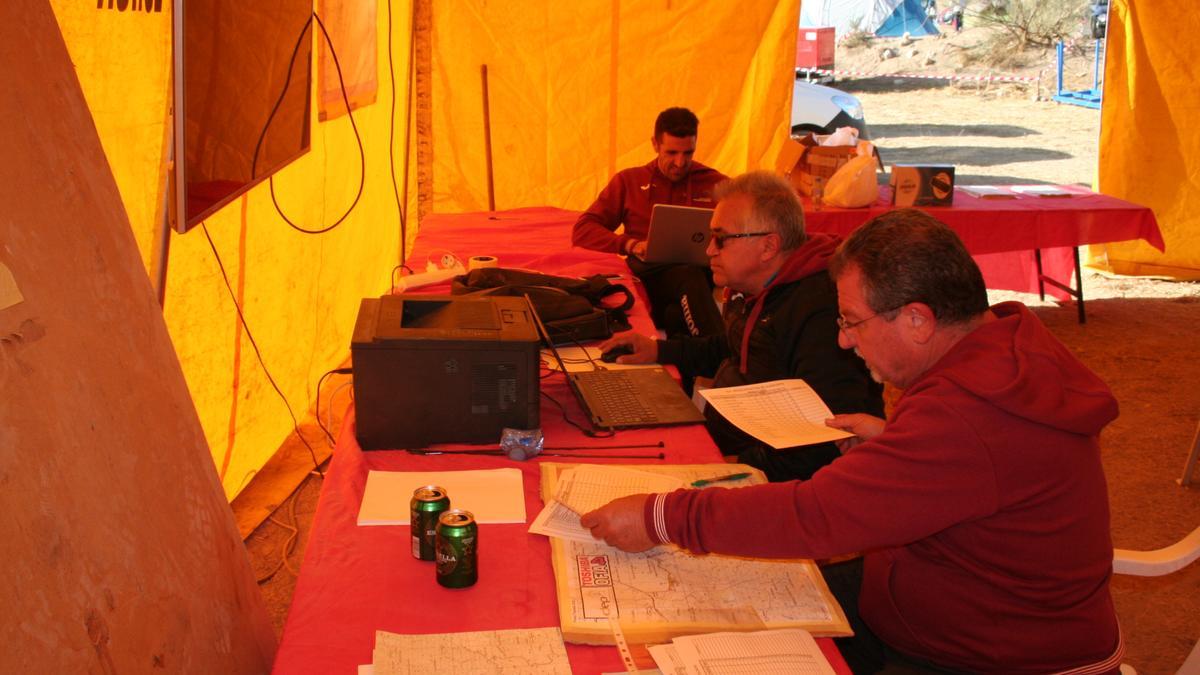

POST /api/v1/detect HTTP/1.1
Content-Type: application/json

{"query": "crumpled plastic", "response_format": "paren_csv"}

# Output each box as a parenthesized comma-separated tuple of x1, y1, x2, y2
(824, 151, 880, 208)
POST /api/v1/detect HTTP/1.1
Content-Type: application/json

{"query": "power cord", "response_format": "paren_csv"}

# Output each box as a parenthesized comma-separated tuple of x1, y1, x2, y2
(251, 11, 366, 235)
(325, 380, 355, 440)
(316, 367, 353, 446)
(254, 467, 325, 584)
(201, 224, 324, 476)
(539, 389, 616, 439)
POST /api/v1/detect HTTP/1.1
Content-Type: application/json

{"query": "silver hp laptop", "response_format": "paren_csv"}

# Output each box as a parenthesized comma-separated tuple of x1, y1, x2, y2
(525, 297, 704, 430)
(643, 204, 715, 266)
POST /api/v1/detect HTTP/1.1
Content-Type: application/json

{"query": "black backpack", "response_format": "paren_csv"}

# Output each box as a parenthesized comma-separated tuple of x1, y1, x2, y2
(450, 268, 634, 344)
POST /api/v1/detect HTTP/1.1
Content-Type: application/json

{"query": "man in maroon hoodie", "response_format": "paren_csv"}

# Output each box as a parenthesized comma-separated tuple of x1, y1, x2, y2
(599, 171, 881, 481)
(572, 107, 727, 339)
(583, 209, 1124, 674)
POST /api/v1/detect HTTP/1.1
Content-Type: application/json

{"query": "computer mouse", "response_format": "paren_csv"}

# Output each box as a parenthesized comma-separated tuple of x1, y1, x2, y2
(600, 344, 634, 363)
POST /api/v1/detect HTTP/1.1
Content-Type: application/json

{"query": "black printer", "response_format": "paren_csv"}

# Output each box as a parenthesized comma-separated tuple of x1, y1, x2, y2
(350, 294, 540, 449)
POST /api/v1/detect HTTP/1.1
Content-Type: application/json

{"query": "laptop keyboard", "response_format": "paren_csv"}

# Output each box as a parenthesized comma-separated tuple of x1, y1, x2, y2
(575, 370, 659, 426)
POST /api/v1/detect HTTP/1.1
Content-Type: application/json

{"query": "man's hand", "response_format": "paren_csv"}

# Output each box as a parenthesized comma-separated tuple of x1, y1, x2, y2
(597, 331, 658, 364)
(626, 240, 648, 260)
(580, 494, 658, 552)
(826, 413, 886, 452)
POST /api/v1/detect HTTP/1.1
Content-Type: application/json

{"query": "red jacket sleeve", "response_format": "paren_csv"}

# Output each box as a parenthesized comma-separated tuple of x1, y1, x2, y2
(645, 390, 999, 559)
(572, 173, 631, 254)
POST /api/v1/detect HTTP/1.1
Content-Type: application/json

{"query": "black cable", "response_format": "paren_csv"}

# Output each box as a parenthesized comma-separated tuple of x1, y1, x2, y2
(539, 389, 615, 439)
(251, 11, 367, 235)
(390, 264, 416, 294)
(250, 14, 312, 181)
(201, 224, 324, 476)
(316, 367, 353, 447)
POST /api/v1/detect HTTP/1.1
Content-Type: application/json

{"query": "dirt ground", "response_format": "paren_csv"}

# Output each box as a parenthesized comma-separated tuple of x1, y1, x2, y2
(246, 23, 1200, 674)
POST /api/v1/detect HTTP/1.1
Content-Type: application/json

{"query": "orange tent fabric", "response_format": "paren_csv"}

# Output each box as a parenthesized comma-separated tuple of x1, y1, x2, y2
(1094, 0, 1200, 278)
(51, 0, 799, 498)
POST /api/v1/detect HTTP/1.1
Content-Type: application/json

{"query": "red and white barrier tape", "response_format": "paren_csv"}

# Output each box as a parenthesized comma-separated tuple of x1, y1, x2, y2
(798, 67, 1040, 83)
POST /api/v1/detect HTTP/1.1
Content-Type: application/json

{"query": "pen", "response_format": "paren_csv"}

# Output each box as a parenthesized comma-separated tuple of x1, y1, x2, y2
(690, 472, 751, 488)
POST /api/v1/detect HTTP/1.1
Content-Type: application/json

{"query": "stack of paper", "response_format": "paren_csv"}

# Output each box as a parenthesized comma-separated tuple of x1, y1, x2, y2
(648, 629, 837, 675)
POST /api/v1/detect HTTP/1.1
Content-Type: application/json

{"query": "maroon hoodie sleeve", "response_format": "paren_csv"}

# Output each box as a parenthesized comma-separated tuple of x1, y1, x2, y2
(645, 386, 1001, 559)
(572, 173, 631, 254)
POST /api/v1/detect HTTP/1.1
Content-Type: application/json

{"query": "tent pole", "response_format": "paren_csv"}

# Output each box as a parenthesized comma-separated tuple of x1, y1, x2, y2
(481, 64, 496, 211)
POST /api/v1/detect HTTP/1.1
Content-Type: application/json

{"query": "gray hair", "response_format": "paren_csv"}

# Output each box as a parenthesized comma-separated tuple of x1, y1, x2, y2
(829, 209, 989, 325)
(713, 171, 807, 250)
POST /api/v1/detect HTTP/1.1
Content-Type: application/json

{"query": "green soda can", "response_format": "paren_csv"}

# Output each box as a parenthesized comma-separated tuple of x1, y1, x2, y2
(411, 485, 450, 561)
(435, 509, 478, 588)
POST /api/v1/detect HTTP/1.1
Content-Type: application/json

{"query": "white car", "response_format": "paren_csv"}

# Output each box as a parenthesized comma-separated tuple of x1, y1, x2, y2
(791, 79, 869, 139)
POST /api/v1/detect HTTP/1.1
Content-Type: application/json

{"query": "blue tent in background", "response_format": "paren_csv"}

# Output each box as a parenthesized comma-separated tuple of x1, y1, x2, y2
(875, 0, 941, 36)
(800, 0, 941, 38)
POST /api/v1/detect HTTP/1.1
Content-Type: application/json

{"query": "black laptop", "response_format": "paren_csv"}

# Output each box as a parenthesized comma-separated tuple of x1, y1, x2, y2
(525, 297, 705, 430)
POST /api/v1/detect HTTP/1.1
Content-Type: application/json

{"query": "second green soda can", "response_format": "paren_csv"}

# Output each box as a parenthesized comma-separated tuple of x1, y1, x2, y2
(435, 509, 478, 588)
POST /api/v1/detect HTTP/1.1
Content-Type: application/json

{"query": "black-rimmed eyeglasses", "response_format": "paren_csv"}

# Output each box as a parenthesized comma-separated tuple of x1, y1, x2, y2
(711, 231, 773, 250)
(837, 306, 903, 333)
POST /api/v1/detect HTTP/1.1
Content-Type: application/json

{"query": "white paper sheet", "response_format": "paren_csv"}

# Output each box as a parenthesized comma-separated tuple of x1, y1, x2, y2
(1009, 184, 1075, 198)
(357, 468, 526, 525)
(528, 499, 598, 542)
(649, 628, 835, 675)
(554, 465, 685, 515)
(541, 345, 660, 372)
(700, 380, 852, 449)
(372, 627, 572, 674)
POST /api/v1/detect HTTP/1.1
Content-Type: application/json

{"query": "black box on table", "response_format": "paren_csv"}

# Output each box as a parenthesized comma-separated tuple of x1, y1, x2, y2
(351, 294, 540, 449)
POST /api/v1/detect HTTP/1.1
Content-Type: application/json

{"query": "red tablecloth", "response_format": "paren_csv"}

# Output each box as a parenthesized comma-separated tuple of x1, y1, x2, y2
(273, 207, 852, 673)
(805, 185, 1164, 299)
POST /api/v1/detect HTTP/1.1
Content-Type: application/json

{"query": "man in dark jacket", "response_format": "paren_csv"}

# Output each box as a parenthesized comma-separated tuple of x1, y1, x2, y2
(572, 107, 727, 338)
(598, 171, 882, 481)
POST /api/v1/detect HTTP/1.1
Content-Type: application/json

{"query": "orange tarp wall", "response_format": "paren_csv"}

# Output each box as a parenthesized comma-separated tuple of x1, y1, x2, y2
(50, 0, 800, 499)
(1094, 0, 1200, 278)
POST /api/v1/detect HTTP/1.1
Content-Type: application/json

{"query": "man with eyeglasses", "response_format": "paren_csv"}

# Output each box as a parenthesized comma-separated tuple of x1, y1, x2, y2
(598, 171, 882, 481)
(572, 107, 726, 339)
(582, 209, 1123, 674)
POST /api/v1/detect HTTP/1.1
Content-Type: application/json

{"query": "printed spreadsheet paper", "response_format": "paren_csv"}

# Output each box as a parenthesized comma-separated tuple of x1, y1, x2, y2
(528, 465, 686, 542)
(700, 380, 853, 449)
(556, 465, 685, 515)
(357, 468, 526, 525)
(648, 628, 836, 675)
(538, 463, 852, 644)
(371, 627, 572, 674)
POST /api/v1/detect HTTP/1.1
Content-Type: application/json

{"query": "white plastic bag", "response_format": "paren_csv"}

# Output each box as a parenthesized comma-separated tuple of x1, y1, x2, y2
(820, 126, 860, 147)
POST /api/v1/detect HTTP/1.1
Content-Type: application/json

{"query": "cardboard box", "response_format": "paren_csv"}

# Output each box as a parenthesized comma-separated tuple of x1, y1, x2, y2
(890, 164, 955, 207)
(777, 134, 859, 197)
